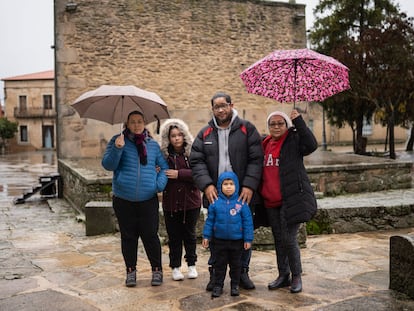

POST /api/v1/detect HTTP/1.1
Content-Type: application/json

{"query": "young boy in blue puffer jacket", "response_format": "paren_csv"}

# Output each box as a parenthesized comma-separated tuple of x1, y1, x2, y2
(202, 171, 254, 298)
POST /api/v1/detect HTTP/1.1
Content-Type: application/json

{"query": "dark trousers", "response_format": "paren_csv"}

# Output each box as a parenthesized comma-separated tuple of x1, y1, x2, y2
(208, 242, 251, 268)
(164, 207, 200, 268)
(113, 195, 162, 271)
(266, 207, 302, 276)
(213, 238, 243, 288)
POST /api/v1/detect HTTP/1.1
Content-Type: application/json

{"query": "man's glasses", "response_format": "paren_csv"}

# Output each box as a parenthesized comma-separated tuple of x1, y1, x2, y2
(268, 121, 286, 128)
(212, 103, 231, 111)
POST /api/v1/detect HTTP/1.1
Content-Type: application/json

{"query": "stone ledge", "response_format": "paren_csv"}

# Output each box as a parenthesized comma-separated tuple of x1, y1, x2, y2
(390, 234, 414, 299)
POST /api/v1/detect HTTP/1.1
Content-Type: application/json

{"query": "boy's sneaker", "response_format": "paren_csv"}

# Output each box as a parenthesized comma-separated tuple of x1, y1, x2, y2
(187, 266, 198, 279)
(172, 267, 184, 281)
(230, 286, 240, 296)
(125, 269, 136, 287)
(211, 286, 223, 298)
(206, 266, 215, 291)
(151, 270, 163, 286)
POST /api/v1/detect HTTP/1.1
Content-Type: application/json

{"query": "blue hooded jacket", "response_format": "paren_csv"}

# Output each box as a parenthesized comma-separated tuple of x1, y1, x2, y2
(203, 171, 254, 242)
(102, 133, 168, 202)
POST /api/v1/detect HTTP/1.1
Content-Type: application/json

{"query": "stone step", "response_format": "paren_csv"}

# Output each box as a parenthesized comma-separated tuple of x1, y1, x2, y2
(310, 188, 414, 234)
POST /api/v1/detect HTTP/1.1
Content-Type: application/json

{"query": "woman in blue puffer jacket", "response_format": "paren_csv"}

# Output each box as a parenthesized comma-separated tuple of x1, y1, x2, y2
(102, 110, 168, 288)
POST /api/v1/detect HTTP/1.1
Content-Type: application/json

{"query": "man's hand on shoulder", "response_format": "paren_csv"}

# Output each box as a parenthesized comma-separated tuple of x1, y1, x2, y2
(239, 187, 253, 204)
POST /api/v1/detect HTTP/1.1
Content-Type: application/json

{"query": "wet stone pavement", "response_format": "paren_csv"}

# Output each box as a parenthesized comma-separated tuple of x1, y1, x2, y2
(0, 151, 414, 310)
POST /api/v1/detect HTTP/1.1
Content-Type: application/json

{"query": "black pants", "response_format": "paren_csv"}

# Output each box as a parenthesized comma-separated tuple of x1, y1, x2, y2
(113, 195, 162, 271)
(267, 207, 302, 276)
(208, 240, 252, 268)
(164, 208, 200, 268)
(213, 238, 243, 288)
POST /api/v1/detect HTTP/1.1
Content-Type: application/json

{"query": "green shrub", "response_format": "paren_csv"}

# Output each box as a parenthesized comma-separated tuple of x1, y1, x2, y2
(306, 220, 332, 235)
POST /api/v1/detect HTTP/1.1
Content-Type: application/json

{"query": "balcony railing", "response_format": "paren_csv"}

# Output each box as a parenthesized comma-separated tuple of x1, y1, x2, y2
(14, 107, 56, 118)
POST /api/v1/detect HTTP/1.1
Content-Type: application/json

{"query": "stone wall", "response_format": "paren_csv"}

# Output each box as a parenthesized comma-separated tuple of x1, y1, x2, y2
(55, 0, 307, 159)
(59, 154, 413, 213)
(308, 162, 413, 196)
(58, 159, 112, 213)
(312, 203, 414, 234)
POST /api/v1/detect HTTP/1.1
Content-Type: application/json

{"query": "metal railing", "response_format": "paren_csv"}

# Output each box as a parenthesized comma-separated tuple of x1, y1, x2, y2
(14, 107, 56, 118)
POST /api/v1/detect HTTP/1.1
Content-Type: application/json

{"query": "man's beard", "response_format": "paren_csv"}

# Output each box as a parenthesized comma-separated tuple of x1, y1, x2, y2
(216, 112, 232, 126)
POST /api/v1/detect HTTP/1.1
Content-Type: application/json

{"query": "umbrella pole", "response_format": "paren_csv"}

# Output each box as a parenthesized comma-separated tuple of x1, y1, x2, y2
(120, 95, 124, 133)
(293, 59, 297, 109)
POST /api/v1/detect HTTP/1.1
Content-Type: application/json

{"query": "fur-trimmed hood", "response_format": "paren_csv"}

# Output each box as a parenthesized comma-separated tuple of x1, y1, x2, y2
(160, 118, 194, 157)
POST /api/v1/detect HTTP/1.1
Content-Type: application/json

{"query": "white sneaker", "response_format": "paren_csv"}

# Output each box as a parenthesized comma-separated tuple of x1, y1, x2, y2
(187, 265, 198, 279)
(172, 267, 184, 281)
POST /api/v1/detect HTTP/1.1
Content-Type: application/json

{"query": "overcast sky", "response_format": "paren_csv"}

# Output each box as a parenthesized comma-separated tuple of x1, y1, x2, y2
(0, 0, 413, 104)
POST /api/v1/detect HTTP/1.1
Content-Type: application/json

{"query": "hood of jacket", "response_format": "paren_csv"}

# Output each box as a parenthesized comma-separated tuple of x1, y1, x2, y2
(217, 171, 239, 201)
(159, 118, 194, 158)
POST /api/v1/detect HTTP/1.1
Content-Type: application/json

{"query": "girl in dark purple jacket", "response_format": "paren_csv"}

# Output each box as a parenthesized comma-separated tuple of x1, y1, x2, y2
(160, 119, 201, 281)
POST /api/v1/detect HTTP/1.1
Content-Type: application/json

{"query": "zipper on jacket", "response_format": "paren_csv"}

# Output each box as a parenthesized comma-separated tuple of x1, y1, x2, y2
(137, 149, 141, 197)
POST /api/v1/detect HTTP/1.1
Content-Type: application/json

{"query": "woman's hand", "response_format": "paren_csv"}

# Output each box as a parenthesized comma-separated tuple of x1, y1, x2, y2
(115, 134, 125, 148)
(290, 109, 300, 120)
(202, 238, 209, 249)
(165, 169, 178, 179)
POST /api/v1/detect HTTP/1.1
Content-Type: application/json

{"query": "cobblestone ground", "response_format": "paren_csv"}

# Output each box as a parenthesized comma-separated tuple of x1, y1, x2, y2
(0, 151, 413, 310)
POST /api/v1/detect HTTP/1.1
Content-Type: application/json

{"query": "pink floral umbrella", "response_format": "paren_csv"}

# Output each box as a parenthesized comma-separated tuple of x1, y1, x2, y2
(240, 48, 350, 106)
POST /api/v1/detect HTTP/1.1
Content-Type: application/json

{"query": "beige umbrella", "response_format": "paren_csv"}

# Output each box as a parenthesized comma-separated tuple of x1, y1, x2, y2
(71, 85, 170, 128)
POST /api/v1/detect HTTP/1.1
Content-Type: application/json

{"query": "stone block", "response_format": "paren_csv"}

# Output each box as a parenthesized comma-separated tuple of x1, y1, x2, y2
(389, 234, 414, 299)
(85, 201, 117, 236)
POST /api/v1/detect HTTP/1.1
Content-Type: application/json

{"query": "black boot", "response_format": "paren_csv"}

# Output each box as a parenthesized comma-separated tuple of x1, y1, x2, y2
(239, 267, 255, 290)
(290, 274, 302, 293)
(206, 266, 215, 291)
(268, 274, 291, 290)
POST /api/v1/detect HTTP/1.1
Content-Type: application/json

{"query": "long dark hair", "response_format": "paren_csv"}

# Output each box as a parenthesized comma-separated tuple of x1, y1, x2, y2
(167, 124, 187, 154)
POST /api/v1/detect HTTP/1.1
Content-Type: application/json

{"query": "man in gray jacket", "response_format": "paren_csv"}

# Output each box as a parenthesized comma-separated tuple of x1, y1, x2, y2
(190, 92, 263, 290)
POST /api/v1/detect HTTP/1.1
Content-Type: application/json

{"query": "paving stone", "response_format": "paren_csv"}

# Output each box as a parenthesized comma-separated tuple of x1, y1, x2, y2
(0, 289, 99, 311)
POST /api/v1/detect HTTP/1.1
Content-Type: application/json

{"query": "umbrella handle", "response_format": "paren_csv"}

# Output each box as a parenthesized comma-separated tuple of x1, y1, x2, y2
(155, 115, 160, 134)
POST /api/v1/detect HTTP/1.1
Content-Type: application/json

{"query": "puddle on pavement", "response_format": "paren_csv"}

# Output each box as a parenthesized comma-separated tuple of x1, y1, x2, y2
(0, 151, 57, 200)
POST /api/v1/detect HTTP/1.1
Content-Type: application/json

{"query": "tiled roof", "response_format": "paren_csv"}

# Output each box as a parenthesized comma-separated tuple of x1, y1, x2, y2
(2, 70, 54, 81)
